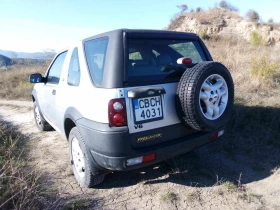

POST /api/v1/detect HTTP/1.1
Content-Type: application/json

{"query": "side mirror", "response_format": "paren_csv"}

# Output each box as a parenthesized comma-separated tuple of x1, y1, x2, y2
(29, 73, 44, 83)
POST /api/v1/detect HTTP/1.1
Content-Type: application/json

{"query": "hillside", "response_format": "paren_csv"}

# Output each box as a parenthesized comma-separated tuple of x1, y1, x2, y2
(167, 8, 280, 45)
(0, 49, 54, 59)
(0, 54, 11, 67)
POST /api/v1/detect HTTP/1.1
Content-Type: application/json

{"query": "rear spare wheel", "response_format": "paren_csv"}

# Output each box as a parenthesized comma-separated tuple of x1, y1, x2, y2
(176, 62, 234, 131)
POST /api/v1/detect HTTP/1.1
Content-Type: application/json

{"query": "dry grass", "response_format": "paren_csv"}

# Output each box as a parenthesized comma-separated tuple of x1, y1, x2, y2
(205, 36, 280, 98)
(0, 64, 46, 100)
(0, 121, 44, 209)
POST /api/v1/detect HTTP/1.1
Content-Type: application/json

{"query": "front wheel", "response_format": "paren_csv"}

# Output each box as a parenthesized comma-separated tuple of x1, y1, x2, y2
(33, 102, 52, 131)
(69, 127, 105, 187)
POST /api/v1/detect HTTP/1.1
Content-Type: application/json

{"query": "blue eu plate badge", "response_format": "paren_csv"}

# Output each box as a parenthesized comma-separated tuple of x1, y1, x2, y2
(134, 99, 139, 109)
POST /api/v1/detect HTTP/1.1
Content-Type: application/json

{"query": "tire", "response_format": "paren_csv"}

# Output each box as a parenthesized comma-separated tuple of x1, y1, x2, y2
(69, 127, 105, 187)
(33, 102, 52, 131)
(176, 61, 234, 131)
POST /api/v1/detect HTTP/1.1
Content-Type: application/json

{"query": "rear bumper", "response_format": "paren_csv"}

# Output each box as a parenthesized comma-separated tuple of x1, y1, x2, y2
(76, 118, 223, 171)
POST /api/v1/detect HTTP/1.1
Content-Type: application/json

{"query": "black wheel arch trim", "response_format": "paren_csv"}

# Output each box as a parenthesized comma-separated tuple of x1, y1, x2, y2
(64, 107, 83, 123)
(32, 89, 43, 113)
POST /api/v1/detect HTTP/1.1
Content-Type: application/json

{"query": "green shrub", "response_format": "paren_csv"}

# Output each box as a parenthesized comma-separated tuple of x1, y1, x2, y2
(249, 32, 263, 46)
(250, 57, 278, 80)
(222, 181, 237, 190)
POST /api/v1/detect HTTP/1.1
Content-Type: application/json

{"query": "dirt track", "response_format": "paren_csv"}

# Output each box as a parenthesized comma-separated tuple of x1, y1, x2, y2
(0, 100, 279, 210)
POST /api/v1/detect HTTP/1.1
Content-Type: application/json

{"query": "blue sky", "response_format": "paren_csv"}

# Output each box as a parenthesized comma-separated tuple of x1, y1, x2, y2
(0, 0, 279, 52)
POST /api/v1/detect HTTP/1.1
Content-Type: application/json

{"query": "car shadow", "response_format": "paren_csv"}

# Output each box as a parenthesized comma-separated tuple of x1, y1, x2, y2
(97, 104, 280, 188)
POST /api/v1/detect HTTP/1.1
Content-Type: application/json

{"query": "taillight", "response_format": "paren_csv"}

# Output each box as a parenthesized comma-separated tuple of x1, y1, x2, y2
(177, 57, 192, 65)
(108, 98, 127, 127)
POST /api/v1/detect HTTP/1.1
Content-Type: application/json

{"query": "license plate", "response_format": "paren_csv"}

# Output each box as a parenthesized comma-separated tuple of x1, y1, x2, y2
(133, 96, 163, 124)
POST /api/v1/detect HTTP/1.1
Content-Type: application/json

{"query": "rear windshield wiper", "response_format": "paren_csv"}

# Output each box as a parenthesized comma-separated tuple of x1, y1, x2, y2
(161, 64, 197, 73)
(162, 64, 197, 79)
(161, 65, 186, 72)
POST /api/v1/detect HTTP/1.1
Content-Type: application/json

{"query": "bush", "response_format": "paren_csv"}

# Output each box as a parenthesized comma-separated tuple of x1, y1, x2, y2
(250, 57, 278, 80)
(249, 32, 263, 46)
(246, 10, 260, 22)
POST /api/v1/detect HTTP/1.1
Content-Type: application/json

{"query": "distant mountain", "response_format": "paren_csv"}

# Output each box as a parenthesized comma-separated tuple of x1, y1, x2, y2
(0, 49, 55, 60)
(0, 54, 12, 67)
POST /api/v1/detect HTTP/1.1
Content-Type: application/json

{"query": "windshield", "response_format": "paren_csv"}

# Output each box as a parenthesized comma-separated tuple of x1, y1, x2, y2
(127, 39, 206, 83)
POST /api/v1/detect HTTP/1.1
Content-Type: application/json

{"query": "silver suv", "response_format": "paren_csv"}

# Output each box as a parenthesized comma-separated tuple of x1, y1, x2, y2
(29, 29, 234, 187)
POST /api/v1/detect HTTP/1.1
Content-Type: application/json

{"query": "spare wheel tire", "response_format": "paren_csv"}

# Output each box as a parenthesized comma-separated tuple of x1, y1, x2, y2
(176, 61, 234, 131)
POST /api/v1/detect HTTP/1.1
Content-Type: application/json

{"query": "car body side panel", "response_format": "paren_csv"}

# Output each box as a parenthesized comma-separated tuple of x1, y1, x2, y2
(54, 42, 119, 131)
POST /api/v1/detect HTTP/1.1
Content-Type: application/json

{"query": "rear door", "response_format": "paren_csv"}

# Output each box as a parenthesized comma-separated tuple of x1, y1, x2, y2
(123, 37, 207, 146)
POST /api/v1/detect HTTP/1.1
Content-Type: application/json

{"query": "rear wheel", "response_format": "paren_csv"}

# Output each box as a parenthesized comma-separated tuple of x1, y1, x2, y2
(69, 127, 105, 187)
(176, 62, 234, 131)
(33, 102, 52, 131)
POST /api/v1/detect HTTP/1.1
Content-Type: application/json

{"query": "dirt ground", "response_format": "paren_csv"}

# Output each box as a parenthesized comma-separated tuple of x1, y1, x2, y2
(0, 100, 279, 210)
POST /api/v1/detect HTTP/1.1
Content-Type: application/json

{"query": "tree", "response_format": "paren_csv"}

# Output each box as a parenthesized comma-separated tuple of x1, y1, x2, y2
(268, 18, 274, 23)
(196, 7, 202, 12)
(218, 1, 239, 12)
(246, 10, 260, 22)
(219, 0, 228, 9)
(177, 4, 188, 14)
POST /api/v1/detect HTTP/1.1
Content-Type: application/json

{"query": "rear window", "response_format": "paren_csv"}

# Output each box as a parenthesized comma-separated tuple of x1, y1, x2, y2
(84, 37, 109, 85)
(127, 39, 206, 83)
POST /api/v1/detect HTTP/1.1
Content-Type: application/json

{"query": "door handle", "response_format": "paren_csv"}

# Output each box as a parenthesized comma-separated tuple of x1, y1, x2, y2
(127, 86, 166, 98)
(52, 89, 56, 95)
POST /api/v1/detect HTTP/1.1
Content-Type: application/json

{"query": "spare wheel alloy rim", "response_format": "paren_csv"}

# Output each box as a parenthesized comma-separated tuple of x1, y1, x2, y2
(71, 137, 86, 178)
(199, 74, 228, 120)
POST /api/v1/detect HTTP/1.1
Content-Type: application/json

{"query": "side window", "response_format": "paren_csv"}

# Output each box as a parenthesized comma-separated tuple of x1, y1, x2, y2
(67, 48, 80, 86)
(84, 37, 109, 85)
(47, 51, 67, 84)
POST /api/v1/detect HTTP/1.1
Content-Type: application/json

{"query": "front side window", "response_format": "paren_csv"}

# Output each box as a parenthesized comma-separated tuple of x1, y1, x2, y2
(67, 48, 80, 86)
(47, 51, 67, 84)
(127, 39, 206, 83)
(84, 37, 109, 85)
